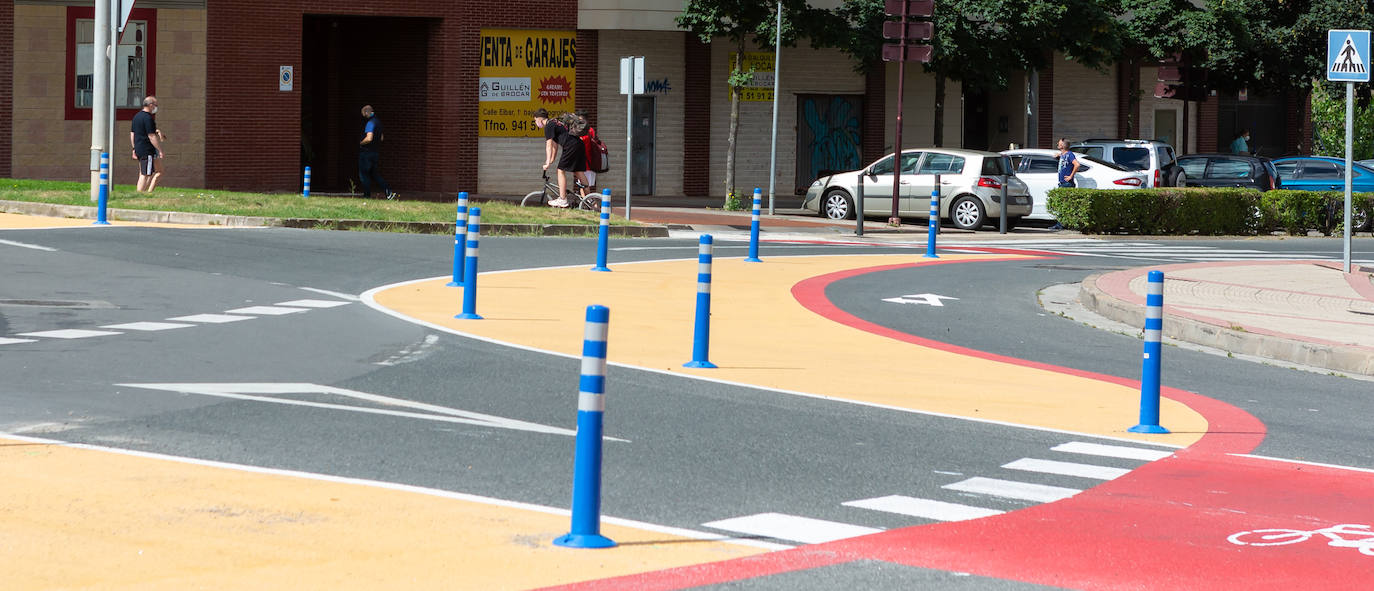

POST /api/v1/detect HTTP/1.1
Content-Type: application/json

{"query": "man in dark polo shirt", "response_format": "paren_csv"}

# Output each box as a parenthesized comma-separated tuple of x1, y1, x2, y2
(358, 105, 396, 200)
(129, 96, 163, 193)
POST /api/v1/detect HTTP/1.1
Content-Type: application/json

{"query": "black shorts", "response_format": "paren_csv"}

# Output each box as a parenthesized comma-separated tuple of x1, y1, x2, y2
(558, 143, 587, 173)
(139, 154, 158, 176)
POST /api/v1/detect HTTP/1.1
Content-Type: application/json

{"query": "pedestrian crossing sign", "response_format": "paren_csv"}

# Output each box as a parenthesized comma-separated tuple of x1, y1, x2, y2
(1328, 30, 1371, 82)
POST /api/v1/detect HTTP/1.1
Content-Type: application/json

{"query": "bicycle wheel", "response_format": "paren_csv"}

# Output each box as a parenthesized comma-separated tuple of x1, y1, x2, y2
(520, 188, 550, 207)
(1227, 529, 1311, 547)
(577, 194, 601, 211)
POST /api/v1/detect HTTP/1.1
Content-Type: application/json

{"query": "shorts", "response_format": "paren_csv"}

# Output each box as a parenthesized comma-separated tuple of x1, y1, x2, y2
(558, 143, 587, 173)
(139, 154, 158, 176)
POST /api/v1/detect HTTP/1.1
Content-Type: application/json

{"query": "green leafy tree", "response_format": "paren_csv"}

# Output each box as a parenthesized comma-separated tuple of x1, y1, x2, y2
(1310, 80, 1374, 160)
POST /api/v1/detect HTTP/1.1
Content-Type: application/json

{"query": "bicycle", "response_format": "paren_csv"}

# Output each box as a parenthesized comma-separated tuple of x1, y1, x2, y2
(1228, 523, 1374, 556)
(521, 172, 600, 210)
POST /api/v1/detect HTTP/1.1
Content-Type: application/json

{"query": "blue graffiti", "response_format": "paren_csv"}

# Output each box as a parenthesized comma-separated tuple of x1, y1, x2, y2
(802, 97, 861, 181)
(646, 78, 671, 94)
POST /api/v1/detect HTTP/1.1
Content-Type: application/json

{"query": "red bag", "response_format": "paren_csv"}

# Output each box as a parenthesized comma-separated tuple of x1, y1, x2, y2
(583, 127, 610, 174)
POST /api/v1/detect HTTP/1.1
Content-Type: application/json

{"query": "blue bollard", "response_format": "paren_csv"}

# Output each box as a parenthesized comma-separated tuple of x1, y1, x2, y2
(592, 189, 612, 272)
(447, 192, 469, 287)
(1130, 270, 1169, 434)
(745, 187, 763, 262)
(683, 234, 717, 368)
(924, 175, 939, 258)
(553, 305, 617, 549)
(94, 152, 110, 226)
(303, 166, 311, 198)
(455, 207, 483, 320)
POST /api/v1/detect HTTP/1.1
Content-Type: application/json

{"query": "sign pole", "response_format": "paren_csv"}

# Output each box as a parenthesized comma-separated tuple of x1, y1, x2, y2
(889, 0, 908, 227)
(1327, 29, 1369, 273)
(767, 1, 782, 216)
(1346, 81, 1354, 273)
(626, 81, 633, 220)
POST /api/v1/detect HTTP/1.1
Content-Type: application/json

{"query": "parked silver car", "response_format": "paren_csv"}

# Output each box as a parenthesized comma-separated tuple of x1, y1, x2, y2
(802, 148, 1033, 230)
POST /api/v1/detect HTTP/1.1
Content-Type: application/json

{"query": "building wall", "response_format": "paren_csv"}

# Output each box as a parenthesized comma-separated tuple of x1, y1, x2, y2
(592, 30, 686, 197)
(985, 70, 1028, 151)
(1139, 66, 1197, 153)
(882, 62, 963, 155)
(1052, 57, 1117, 142)
(0, 0, 13, 178)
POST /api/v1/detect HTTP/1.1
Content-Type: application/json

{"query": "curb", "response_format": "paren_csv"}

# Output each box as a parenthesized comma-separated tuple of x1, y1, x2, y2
(1080, 272, 1374, 376)
(0, 199, 668, 238)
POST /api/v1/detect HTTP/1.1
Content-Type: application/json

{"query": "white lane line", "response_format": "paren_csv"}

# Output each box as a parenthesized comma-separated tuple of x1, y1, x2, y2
(101, 321, 196, 331)
(0, 431, 789, 551)
(0, 238, 57, 251)
(943, 477, 1081, 503)
(702, 513, 882, 544)
(843, 495, 1004, 521)
(1002, 458, 1130, 480)
(275, 299, 352, 308)
(167, 313, 255, 324)
(224, 305, 309, 316)
(15, 329, 122, 339)
(0, 337, 38, 345)
(1053, 441, 1173, 461)
(299, 287, 360, 301)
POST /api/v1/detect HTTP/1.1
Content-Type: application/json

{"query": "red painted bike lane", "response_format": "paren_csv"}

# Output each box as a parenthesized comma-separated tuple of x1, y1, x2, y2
(541, 261, 1374, 591)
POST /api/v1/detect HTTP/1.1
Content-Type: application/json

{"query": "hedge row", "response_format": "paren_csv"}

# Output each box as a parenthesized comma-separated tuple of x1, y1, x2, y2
(1045, 188, 1374, 235)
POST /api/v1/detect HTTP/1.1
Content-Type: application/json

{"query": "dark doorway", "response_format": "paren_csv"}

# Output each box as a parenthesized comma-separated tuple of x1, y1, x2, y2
(631, 96, 655, 195)
(1217, 94, 1285, 157)
(302, 15, 432, 195)
(795, 94, 863, 193)
(962, 90, 989, 151)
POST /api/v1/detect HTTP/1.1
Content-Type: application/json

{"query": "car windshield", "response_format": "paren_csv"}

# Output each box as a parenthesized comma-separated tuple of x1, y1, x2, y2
(1112, 147, 1151, 170)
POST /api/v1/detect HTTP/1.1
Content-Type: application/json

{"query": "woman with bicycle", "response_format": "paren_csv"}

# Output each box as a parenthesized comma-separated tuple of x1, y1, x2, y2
(534, 108, 590, 208)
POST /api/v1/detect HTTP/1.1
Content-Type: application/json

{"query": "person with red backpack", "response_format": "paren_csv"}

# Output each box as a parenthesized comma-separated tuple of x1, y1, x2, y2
(575, 110, 611, 189)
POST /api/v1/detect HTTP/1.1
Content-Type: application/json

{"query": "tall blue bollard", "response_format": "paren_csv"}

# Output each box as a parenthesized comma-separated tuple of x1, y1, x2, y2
(745, 187, 763, 262)
(447, 192, 469, 287)
(1130, 270, 1170, 434)
(553, 305, 617, 549)
(94, 152, 110, 226)
(303, 166, 311, 198)
(592, 189, 612, 272)
(924, 174, 939, 258)
(683, 234, 717, 368)
(455, 207, 483, 320)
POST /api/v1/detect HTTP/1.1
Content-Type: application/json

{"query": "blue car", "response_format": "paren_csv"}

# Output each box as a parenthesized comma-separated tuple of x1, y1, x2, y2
(1272, 156, 1374, 193)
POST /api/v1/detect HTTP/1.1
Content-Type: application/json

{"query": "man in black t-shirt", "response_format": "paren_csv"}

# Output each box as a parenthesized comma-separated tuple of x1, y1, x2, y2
(533, 108, 588, 207)
(129, 96, 163, 193)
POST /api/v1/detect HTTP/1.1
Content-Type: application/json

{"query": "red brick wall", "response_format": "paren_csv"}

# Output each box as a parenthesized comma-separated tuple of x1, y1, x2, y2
(1117, 54, 1139, 139)
(1198, 98, 1219, 153)
(862, 62, 885, 163)
(0, 0, 12, 178)
(683, 35, 711, 197)
(207, 1, 573, 194)
(1037, 59, 1054, 148)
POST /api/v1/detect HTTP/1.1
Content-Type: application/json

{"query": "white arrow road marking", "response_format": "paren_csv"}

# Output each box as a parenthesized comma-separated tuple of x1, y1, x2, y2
(881, 293, 960, 307)
(118, 383, 627, 441)
(0, 238, 57, 251)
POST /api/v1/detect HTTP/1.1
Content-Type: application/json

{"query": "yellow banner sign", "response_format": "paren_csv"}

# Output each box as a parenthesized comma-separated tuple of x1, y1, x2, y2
(479, 29, 577, 137)
(729, 52, 776, 102)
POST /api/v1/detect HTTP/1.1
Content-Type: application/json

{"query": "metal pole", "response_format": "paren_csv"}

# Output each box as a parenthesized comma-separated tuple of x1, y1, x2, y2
(854, 175, 865, 236)
(767, 0, 782, 216)
(107, 0, 118, 194)
(999, 173, 1008, 234)
(1345, 81, 1354, 274)
(90, 0, 111, 201)
(626, 69, 634, 221)
(889, 2, 908, 226)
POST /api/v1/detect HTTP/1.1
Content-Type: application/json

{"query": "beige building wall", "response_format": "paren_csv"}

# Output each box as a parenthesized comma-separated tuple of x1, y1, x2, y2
(596, 30, 686, 197)
(1052, 58, 1117, 142)
(709, 40, 866, 199)
(882, 62, 963, 156)
(1139, 66, 1197, 153)
(985, 71, 1029, 151)
(11, 6, 205, 188)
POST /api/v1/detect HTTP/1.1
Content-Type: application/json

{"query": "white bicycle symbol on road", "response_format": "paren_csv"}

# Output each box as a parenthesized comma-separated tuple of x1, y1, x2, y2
(1228, 524, 1374, 556)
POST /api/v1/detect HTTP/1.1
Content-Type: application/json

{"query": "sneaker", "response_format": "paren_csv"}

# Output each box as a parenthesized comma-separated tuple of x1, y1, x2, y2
(549, 198, 569, 207)
(386, 192, 398, 200)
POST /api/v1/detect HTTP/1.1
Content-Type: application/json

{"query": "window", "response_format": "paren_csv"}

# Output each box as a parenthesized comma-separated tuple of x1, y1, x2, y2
(918, 153, 965, 175)
(1178, 158, 1208, 179)
(1274, 161, 1299, 179)
(66, 7, 156, 121)
(1156, 146, 1175, 166)
(1025, 157, 1058, 173)
(1112, 147, 1151, 170)
(1072, 146, 1104, 159)
(978, 155, 1009, 175)
(900, 152, 923, 173)
(1300, 161, 1342, 179)
(870, 156, 894, 175)
(1206, 158, 1252, 179)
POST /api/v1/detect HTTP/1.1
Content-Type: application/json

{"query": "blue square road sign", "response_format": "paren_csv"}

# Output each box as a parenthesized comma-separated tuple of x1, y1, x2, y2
(1328, 30, 1371, 82)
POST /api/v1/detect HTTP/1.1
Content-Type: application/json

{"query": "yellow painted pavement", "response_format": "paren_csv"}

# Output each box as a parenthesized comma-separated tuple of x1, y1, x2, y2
(0, 211, 211, 230)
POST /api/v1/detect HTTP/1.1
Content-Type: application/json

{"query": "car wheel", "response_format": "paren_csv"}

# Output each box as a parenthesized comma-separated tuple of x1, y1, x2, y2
(821, 190, 855, 220)
(950, 195, 986, 230)
(1354, 207, 1372, 232)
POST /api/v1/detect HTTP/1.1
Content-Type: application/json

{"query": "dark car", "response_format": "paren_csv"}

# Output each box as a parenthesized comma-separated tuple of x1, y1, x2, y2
(1175, 154, 1280, 191)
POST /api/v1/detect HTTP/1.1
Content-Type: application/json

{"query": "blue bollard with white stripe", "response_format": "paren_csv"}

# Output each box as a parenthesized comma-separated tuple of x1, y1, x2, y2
(447, 192, 469, 286)
(924, 175, 939, 258)
(553, 305, 617, 549)
(454, 207, 483, 320)
(94, 152, 110, 225)
(1130, 270, 1169, 434)
(683, 234, 717, 368)
(592, 189, 612, 272)
(303, 166, 311, 198)
(745, 187, 763, 262)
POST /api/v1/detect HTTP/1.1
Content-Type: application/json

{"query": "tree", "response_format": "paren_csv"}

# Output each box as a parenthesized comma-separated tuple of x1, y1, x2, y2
(678, 0, 823, 208)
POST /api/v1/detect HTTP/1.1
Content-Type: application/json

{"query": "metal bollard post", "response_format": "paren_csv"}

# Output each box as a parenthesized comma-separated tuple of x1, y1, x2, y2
(1130, 270, 1170, 434)
(925, 173, 939, 258)
(553, 305, 617, 549)
(454, 207, 483, 320)
(683, 235, 717, 368)
(745, 187, 763, 262)
(94, 152, 110, 226)
(999, 173, 1009, 234)
(592, 189, 612, 272)
(303, 166, 311, 198)
(447, 192, 469, 287)
(855, 176, 865, 236)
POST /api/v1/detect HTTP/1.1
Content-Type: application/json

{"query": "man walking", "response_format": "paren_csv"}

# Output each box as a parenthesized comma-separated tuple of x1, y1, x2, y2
(358, 105, 396, 199)
(130, 96, 163, 193)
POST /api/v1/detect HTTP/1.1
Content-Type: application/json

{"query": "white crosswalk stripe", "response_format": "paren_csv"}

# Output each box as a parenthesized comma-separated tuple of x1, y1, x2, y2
(702, 513, 882, 544)
(15, 329, 122, 339)
(943, 477, 1082, 502)
(844, 495, 1004, 521)
(1002, 458, 1130, 480)
(3, 296, 353, 344)
(1052, 441, 1174, 461)
(101, 321, 196, 331)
